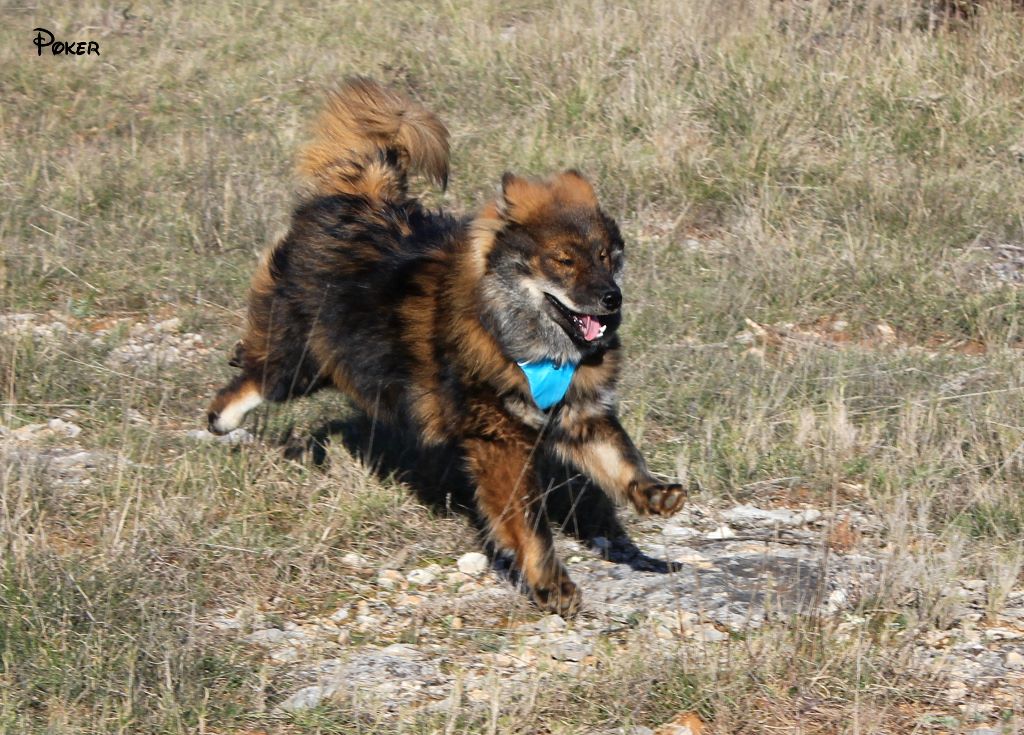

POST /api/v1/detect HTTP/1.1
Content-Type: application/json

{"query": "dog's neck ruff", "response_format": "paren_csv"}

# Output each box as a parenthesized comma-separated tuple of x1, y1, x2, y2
(517, 358, 577, 410)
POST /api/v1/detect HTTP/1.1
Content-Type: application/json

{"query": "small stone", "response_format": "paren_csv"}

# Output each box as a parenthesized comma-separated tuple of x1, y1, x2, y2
(537, 614, 567, 633)
(446, 571, 473, 585)
(406, 568, 437, 586)
(450, 616, 463, 630)
(696, 626, 729, 643)
(270, 647, 299, 663)
(705, 525, 736, 540)
(340, 552, 369, 571)
(467, 688, 490, 703)
(329, 607, 350, 623)
(376, 569, 404, 590)
(456, 552, 489, 576)
(47, 418, 82, 438)
(12, 423, 47, 440)
(944, 683, 968, 703)
(278, 683, 339, 712)
(547, 637, 593, 662)
(156, 317, 181, 333)
(801, 509, 823, 524)
(983, 627, 1022, 641)
(873, 322, 897, 343)
(244, 628, 287, 646)
(660, 524, 699, 538)
(218, 428, 254, 445)
(653, 625, 675, 640)
(827, 589, 848, 609)
(1004, 650, 1024, 669)
(651, 610, 698, 632)
(961, 579, 987, 593)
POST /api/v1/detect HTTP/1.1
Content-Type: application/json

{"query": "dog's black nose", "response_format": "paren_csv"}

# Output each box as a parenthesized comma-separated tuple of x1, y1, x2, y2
(601, 288, 622, 311)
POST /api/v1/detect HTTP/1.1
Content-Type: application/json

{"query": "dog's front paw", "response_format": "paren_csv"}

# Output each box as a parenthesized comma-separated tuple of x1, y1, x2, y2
(629, 481, 687, 517)
(531, 571, 582, 617)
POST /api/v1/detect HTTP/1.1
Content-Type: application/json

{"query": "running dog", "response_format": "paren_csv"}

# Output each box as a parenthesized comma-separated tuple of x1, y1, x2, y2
(207, 78, 685, 615)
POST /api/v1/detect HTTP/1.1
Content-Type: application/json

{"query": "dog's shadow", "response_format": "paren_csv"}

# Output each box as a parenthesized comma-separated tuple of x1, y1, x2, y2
(282, 413, 676, 574)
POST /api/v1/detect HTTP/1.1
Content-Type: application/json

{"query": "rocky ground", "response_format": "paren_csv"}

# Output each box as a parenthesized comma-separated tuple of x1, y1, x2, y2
(201, 508, 1024, 731)
(4, 311, 1023, 733)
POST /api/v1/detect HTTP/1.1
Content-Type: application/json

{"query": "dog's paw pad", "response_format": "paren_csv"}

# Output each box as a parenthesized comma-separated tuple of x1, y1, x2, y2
(630, 482, 687, 517)
(531, 575, 582, 617)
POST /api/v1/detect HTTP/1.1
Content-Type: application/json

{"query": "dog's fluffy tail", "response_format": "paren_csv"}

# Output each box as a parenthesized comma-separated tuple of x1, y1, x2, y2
(297, 77, 449, 202)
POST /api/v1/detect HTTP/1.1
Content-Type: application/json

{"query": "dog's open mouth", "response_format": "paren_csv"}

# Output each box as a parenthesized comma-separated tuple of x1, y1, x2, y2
(544, 293, 608, 342)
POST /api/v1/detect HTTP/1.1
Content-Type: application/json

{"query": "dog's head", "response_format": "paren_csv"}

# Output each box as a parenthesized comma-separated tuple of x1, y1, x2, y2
(474, 170, 625, 365)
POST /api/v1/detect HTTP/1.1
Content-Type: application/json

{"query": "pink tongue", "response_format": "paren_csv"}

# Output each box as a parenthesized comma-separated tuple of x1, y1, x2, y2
(581, 315, 602, 341)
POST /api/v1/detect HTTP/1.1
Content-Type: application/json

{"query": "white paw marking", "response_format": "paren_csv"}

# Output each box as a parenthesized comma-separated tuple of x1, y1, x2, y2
(213, 388, 263, 433)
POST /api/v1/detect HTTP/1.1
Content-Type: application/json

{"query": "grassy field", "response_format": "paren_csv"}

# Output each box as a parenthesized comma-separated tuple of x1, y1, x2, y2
(4, 0, 1024, 732)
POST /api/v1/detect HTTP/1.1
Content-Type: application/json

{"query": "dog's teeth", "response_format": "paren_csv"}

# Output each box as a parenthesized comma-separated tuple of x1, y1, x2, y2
(598, 325, 606, 337)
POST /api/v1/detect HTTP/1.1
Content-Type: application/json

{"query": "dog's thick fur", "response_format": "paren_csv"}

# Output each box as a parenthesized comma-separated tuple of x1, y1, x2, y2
(207, 78, 685, 615)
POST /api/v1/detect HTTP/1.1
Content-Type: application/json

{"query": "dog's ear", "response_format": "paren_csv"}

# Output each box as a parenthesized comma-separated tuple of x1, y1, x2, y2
(554, 169, 598, 207)
(499, 172, 552, 224)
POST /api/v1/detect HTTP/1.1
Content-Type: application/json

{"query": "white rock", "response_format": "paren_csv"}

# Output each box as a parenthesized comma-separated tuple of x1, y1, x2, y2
(1005, 650, 1024, 669)
(456, 552, 489, 576)
(697, 626, 729, 642)
(340, 551, 369, 570)
(270, 647, 299, 663)
(983, 627, 1022, 641)
(651, 610, 698, 632)
(156, 317, 181, 333)
(406, 568, 437, 586)
(278, 683, 340, 712)
(961, 579, 987, 593)
(329, 607, 350, 623)
(944, 683, 967, 703)
(705, 524, 736, 540)
(537, 614, 567, 633)
(547, 636, 593, 662)
(244, 628, 288, 646)
(47, 418, 82, 438)
(722, 504, 804, 528)
(660, 524, 699, 538)
(219, 428, 254, 445)
(376, 569, 403, 589)
(873, 322, 897, 343)
(827, 589, 848, 609)
(11, 423, 47, 440)
(185, 428, 253, 445)
(801, 509, 823, 524)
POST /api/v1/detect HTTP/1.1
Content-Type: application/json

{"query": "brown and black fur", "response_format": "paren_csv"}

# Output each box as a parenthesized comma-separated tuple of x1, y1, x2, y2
(207, 78, 685, 615)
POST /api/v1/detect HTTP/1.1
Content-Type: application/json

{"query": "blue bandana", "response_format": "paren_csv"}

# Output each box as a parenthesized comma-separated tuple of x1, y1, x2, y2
(517, 359, 578, 410)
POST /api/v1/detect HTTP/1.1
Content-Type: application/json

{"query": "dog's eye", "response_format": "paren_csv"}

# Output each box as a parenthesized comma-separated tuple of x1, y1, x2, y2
(555, 256, 574, 266)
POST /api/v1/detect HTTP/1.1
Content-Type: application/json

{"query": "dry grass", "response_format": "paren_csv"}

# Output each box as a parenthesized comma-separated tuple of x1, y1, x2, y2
(4, 0, 1024, 732)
